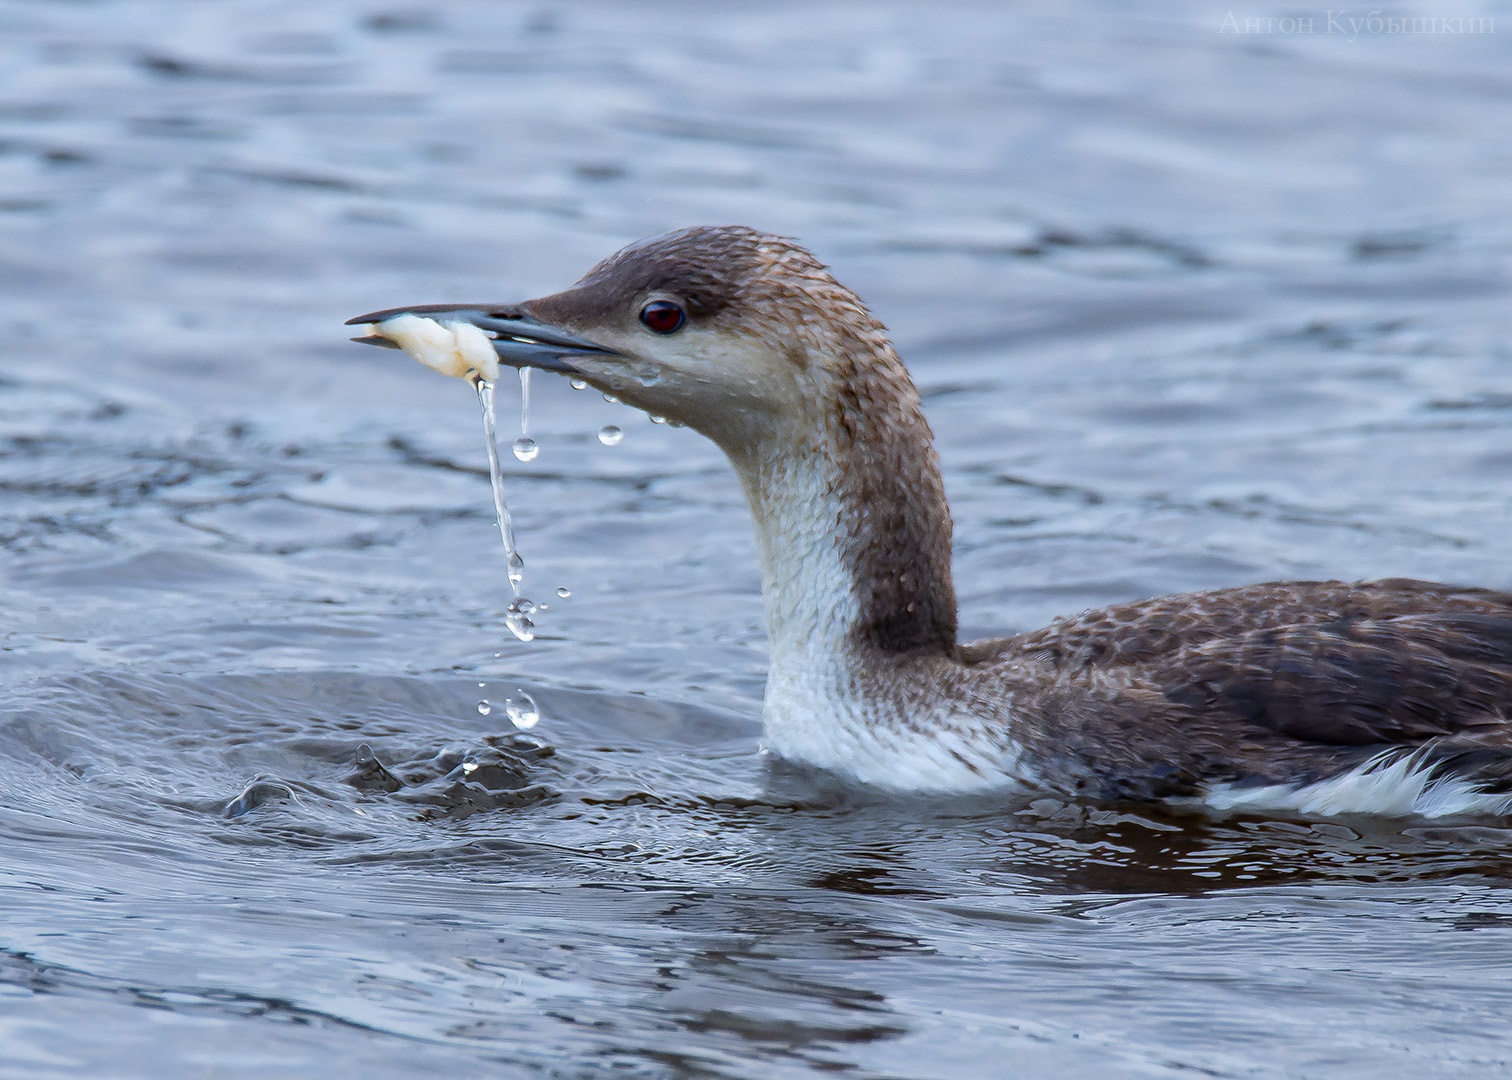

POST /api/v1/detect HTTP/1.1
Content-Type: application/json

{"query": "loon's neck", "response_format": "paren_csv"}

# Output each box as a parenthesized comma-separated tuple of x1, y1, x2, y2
(729, 338, 957, 663)
(717, 341, 1008, 788)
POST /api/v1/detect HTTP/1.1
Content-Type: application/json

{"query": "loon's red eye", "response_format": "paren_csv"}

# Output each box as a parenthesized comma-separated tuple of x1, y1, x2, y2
(639, 300, 685, 334)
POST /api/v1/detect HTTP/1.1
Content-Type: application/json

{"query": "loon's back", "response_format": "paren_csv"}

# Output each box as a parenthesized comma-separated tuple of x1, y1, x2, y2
(962, 578, 1512, 813)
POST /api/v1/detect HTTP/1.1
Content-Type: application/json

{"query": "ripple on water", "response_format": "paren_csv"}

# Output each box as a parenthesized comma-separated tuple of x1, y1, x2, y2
(7, 667, 1512, 1078)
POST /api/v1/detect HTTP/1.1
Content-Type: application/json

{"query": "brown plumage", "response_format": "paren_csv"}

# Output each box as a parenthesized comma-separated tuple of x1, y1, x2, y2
(353, 225, 1512, 815)
(960, 579, 1512, 802)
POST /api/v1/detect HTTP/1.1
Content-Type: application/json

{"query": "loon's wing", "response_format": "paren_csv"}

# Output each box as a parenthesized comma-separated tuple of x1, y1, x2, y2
(966, 579, 1512, 802)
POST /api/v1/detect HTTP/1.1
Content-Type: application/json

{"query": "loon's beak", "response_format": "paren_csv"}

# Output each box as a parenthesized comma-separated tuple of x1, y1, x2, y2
(344, 303, 620, 376)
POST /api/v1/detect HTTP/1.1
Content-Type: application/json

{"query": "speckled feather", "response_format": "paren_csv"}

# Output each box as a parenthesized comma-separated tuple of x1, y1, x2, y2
(958, 580, 1512, 802)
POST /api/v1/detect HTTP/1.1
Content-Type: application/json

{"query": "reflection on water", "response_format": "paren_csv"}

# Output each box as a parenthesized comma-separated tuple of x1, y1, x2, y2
(3, 1, 1512, 1077)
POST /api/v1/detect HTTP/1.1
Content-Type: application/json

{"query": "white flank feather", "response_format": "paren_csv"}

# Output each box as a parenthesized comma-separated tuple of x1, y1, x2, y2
(1204, 751, 1512, 818)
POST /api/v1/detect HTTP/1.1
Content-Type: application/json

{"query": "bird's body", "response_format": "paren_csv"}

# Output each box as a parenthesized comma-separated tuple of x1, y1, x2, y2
(351, 225, 1512, 817)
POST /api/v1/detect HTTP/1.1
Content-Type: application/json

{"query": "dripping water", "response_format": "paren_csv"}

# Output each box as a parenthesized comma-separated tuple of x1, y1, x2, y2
(512, 367, 538, 462)
(474, 377, 535, 642)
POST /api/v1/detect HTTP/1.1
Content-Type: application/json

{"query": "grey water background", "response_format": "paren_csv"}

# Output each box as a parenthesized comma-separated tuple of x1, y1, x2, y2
(3, 1, 1512, 1076)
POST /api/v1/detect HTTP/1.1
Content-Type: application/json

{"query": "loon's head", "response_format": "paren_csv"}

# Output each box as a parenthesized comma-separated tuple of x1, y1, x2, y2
(349, 225, 912, 459)
(350, 225, 956, 657)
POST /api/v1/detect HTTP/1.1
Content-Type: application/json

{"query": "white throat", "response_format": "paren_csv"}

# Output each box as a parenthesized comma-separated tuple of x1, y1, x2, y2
(727, 437, 1018, 793)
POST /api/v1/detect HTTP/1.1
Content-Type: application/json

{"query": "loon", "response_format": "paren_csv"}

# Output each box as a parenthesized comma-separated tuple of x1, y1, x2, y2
(349, 225, 1512, 817)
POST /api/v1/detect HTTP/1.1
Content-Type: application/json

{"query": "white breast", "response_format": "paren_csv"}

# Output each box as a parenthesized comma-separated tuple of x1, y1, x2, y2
(760, 652, 1027, 793)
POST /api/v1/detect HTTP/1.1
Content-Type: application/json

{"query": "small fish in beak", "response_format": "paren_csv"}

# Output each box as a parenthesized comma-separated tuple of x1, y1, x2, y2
(345, 304, 622, 384)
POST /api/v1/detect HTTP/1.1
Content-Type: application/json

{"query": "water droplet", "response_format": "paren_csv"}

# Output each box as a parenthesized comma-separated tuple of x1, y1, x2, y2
(512, 436, 539, 462)
(477, 681, 486, 688)
(633, 365, 662, 387)
(556, 586, 571, 599)
(570, 378, 588, 391)
(597, 425, 623, 446)
(507, 551, 524, 588)
(477, 699, 493, 716)
(462, 756, 479, 775)
(505, 691, 540, 731)
(649, 414, 667, 425)
(602, 393, 619, 404)
(505, 596, 535, 642)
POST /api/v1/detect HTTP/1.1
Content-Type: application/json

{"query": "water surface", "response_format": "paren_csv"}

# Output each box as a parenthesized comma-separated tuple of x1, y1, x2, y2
(3, 2, 1512, 1077)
